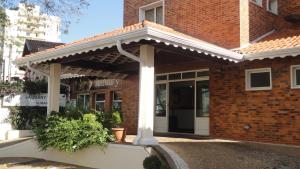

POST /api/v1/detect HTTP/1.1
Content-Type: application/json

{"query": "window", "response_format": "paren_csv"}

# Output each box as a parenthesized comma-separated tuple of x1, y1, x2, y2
(182, 72, 196, 79)
(139, 1, 164, 24)
(26, 32, 30, 36)
(267, 0, 278, 14)
(95, 93, 105, 111)
(245, 68, 272, 91)
(169, 73, 181, 80)
(156, 75, 167, 81)
(112, 91, 122, 111)
(291, 65, 300, 89)
(155, 83, 167, 117)
(196, 80, 210, 117)
(251, 0, 262, 6)
(77, 94, 90, 110)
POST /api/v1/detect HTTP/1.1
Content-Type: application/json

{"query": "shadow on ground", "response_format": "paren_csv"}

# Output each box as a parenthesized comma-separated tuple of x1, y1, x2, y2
(0, 157, 92, 169)
(162, 141, 300, 169)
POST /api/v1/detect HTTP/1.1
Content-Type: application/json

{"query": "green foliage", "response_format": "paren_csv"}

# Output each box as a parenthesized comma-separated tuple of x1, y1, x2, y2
(34, 113, 113, 152)
(8, 106, 47, 130)
(112, 111, 122, 128)
(56, 106, 120, 131)
(23, 80, 47, 94)
(143, 155, 170, 169)
(0, 80, 67, 96)
(0, 81, 24, 97)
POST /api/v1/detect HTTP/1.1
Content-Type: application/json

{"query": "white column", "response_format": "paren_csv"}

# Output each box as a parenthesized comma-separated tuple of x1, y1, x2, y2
(47, 63, 61, 115)
(133, 45, 158, 145)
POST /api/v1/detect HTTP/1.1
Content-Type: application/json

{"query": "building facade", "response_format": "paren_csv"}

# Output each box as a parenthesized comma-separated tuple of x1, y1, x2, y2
(18, 0, 300, 145)
(0, 3, 61, 81)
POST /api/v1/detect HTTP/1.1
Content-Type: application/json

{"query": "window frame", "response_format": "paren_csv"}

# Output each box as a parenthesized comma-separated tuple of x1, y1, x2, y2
(291, 65, 300, 89)
(95, 93, 106, 111)
(267, 0, 278, 15)
(112, 91, 122, 111)
(250, 0, 263, 7)
(77, 93, 90, 110)
(245, 68, 272, 91)
(139, 0, 165, 25)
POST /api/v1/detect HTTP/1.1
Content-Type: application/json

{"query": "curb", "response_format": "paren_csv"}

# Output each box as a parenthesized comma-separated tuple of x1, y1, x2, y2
(153, 144, 190, 169)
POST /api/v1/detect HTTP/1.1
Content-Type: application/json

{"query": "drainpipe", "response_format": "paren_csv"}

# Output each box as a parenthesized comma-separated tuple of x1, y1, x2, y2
(116, 40, 141, 62)
(26, 62, 71, 101)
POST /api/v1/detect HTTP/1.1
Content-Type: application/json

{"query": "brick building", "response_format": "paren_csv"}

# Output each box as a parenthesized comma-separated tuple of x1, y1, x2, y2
(18, 0, 300, 145)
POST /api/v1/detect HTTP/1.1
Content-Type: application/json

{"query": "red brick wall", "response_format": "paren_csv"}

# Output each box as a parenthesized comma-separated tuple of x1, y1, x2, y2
(248, 0, 299, 42)
(154, 54, 300, 145)
(120, 74, 139, 134)
(248, 1, 276, 42)
(210, 57, 300, 145)
(124, 0, 241, 48)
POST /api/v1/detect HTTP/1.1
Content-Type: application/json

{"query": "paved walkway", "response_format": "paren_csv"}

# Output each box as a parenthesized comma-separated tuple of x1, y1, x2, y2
(126, 135, 300, 169)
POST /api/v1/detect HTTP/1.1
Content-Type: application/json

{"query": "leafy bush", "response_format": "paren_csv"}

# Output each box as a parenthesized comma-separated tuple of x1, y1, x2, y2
(8, 106, 47, 130)
(23, 80, 68, 95)
(143, 155, 170, 169)
(0, 81, 24, 97)
(23, 80, 47, 94)
(111, 111, 122, 128)
(55, 107, 117, 131)
(34, 114, 113, 152)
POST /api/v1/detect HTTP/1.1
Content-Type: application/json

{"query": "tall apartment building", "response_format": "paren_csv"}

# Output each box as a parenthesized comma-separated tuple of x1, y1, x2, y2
(0, 3, 61, 81)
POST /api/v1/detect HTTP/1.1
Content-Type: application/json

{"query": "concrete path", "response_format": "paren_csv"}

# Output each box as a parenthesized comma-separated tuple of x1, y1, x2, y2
(126, 135, 300, 169)
(0, 138, 32, 149)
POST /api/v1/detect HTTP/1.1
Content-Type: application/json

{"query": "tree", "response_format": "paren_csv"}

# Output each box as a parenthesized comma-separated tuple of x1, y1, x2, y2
(0, 0, 90, 32)
(0, 0, 89, 81)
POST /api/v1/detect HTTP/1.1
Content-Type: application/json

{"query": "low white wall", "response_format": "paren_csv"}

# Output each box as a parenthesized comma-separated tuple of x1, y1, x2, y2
(0, 101, 12, 140)
(0, 140, 150, 169)
(6, 130, 34, 140)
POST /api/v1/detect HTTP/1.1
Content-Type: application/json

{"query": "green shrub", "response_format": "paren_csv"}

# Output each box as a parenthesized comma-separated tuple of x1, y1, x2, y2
(143, 155, 170, 169)
(8, 106, 47, 130)
(111, 111, 122, 128)
(34, 114, 113, 152)
(56, 107, 116, 131)
(0, 81, 23, 96)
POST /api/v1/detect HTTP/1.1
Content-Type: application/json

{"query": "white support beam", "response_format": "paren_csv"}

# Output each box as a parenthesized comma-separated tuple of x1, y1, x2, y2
(47, 63, 61, 115)
(133, 45, 158, 145)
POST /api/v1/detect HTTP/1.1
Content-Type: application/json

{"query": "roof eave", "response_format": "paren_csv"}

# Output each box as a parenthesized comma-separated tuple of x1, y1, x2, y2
(244, 46, 300, 61)
(15, 26, 244, 66)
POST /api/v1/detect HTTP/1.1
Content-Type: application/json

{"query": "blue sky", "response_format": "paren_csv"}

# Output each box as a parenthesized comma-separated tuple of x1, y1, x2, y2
(61, 0, 124, 43)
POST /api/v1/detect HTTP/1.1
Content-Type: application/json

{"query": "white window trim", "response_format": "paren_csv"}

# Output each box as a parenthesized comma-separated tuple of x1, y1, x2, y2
(250, 0, 263, 7)
(267, 0, 278, 15)
(245, 68, 272, 91)
(139, 0, 165, 25)
(291, 65, 300, 89)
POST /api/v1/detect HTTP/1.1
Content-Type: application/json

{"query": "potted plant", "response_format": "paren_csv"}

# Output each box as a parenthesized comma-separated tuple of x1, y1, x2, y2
(111, 111, 126, 142)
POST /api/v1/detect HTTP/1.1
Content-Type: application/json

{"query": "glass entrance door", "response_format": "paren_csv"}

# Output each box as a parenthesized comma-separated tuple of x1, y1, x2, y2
(169, 81, 195, 133)
(195, 80, 210, 135)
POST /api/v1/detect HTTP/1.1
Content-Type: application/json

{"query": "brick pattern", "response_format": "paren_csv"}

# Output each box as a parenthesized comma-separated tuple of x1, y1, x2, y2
(155, 55, 300, 145)
(210, 57, 300, 145)
(124, 0, 241, 49)
(248, 1, 276, 42)
(120, 74, 139, 134)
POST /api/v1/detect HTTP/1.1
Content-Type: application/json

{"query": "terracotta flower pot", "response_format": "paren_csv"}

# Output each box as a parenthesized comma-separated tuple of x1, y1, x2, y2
(112, 128, 126, 142)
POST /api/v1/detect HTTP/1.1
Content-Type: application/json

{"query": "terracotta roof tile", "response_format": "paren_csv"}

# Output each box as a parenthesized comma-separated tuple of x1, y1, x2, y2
(23, 20, 219, 57)
(240, 28, 300, 54)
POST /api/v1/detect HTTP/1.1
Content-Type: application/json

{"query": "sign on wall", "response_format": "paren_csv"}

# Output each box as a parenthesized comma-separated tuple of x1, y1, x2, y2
(2, 93, 66, 107)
